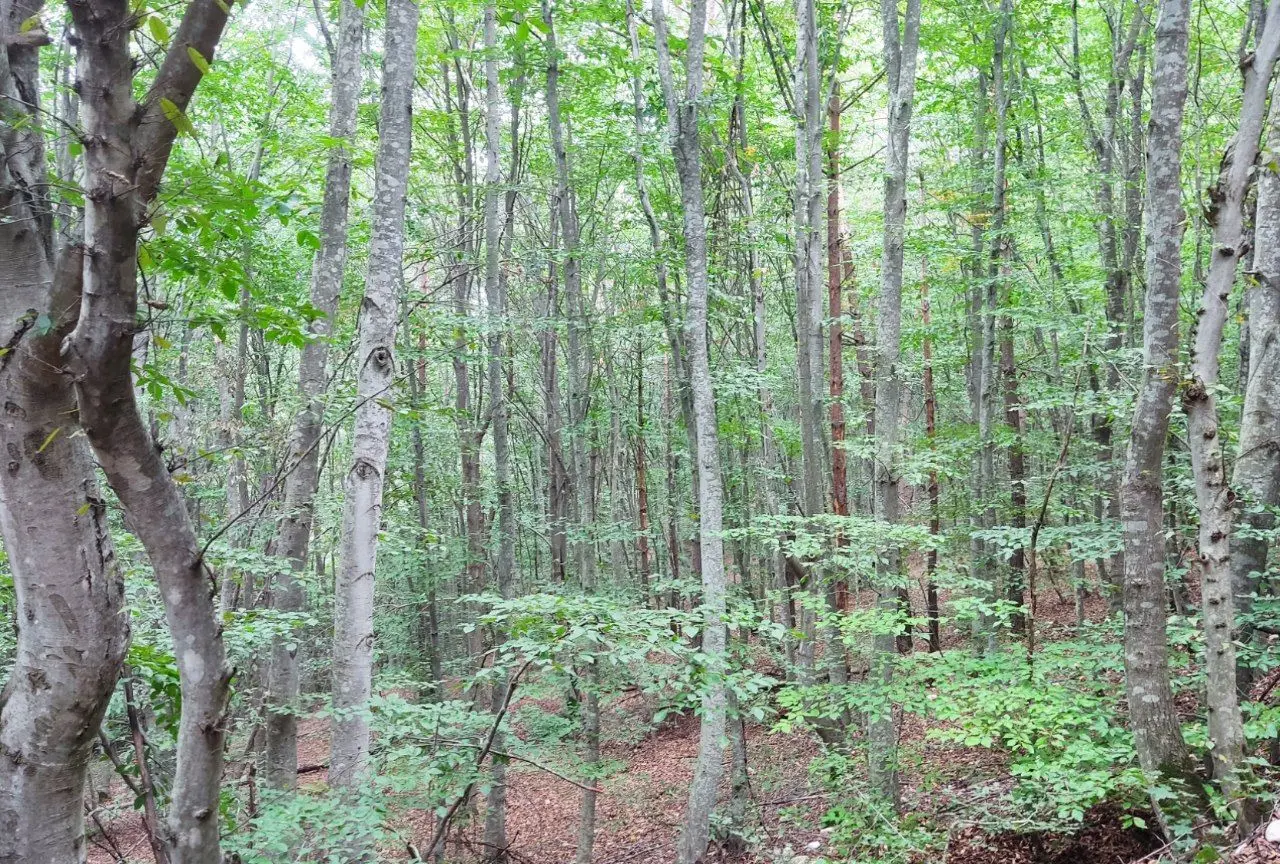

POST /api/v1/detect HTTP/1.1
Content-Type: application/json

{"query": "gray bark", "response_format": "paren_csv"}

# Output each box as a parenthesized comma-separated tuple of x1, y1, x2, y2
(480, 2, 517, 856)
(653, 2, 728, 861)
(1232, 90, 1280, 685)
(793, 0, 823, 680)
(868, 0, 921, 811)
(264, 0, 364, 789)
(1182, 1, 1280, 829)
(1119, 0, 1201, 831)
(330, 0, 419, 798)
(543, 0, 593, 598)
(61, 0, 234, 860)
(0, 20, 129, 850)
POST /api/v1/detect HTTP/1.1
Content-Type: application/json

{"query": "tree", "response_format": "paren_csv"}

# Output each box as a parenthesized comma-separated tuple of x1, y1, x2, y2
(1119, 0, 1199, 832)
(867, 0, 922, 811)
(330, 0, 419, 800)
(1181, 0, 1280, 830)
(264, 0, 364, 789)
(652, 1, 728, 860)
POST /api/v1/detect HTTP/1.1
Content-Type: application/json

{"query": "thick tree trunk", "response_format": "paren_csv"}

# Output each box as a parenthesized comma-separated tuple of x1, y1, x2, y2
(264, 0, 364, 788)
(330, 0, 417, 801)
(1182, 4, 1279, 830)
(0, 9, 130, 859)
(1120, 0, 1202, 833)
(868, 0, 921, 811)
(61, 2, 233, 861)
(792, 0, 824, 680)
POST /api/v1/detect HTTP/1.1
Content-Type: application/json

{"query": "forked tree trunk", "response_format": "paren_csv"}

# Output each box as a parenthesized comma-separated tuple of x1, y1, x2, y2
(868, 0, 921, 811)
(264, 0, 364, 788)
(0, 8, 130, 860)
(653, 3, 727, 861)
(61, 1, 233, 860)
(330, 0, 418, 802)
(1182, 2, 1279, 831)
(1119, 0, 1202, 834)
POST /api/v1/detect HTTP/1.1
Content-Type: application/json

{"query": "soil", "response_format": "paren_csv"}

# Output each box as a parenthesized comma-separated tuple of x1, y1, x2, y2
(81, 589, 1195, 863)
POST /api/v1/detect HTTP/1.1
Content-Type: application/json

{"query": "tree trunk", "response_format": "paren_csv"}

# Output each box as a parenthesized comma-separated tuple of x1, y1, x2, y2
(264, 0, 364, 789)
(61, 1, 233, 860)
(653, 3, 727, 860)
(1232, 92, 1280, 690)
(481, 4, 517, 856)
(330, 0, 417, 803)
(1182, 4, 1279, 831)
(922, 261, 942, 653)
(828, 82, 849, 593)
(1119, 0, 1203, 833)
(868, 0, 922, 810)
(0, 9, 130, 859)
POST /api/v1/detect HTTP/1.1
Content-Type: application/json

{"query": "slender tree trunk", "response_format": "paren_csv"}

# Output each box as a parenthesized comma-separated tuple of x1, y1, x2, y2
(481, 5, 519, 855)
(442, 38, 487, 664)
(1182, 3, 1279, 831)
(722, 4, 788, 667)
(636, 346, 654, 606)
(264, 0, 364, 788)
(922, 261, 942, 653)
(543, 204, 568, 583)
(1120, 0, 1203, 833)
(978, 0, 1011, 645)
(1001, 313, 1027, 634)
(653, 3, 727, 860)
(828, 85, 849, 612)
(868, 0, 922, 811)
(330, 0, 417, 804)
(408, 319, 442, 689)
(1232, 93, 1280, 690)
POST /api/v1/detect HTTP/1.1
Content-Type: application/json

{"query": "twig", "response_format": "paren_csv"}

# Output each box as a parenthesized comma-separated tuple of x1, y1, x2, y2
(427, 739, 601, 793)
(425, 658, 535, 856)
(97, 729, 143, 798)
(1027, 325, 1089, 668)
(124, 672, 170, 864)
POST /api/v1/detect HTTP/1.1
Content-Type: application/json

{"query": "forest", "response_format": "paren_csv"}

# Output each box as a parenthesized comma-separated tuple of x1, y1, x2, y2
(4, 0, 1280, 860)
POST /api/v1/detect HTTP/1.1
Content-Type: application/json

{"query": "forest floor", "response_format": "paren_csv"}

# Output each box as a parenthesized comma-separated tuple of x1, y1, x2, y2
(86, 587, 1170, 863)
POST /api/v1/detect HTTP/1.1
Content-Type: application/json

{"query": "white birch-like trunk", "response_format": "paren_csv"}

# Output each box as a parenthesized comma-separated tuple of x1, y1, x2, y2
(330, 0, 419, 797)
(652, 3, 726, 861)
(264, 0, 364, 788)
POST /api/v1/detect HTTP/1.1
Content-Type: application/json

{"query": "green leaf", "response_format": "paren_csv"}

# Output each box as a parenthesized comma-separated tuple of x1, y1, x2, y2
(147, 15, 169, 45)
(186, 46, 211, 74)
(19, 14, 41, 32)
(159, 98, 197, 137)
